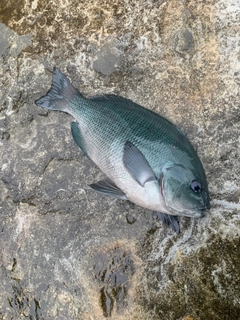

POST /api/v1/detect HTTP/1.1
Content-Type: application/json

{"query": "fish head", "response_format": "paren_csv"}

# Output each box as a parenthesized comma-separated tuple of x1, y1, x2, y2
(162, 164, 210, 218)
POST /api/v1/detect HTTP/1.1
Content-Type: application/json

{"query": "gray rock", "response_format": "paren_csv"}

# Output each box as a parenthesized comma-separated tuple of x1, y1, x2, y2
(0, 0, 240, 319)
(92, 37, 123, 75)
(0, 23, 31, 63)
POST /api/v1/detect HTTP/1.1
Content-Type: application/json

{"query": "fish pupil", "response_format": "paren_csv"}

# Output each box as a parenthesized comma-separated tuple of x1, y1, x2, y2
(190, 180, 202, 193)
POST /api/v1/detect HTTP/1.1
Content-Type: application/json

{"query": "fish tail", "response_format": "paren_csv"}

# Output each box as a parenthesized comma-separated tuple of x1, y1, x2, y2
(35, 68, 81, 112)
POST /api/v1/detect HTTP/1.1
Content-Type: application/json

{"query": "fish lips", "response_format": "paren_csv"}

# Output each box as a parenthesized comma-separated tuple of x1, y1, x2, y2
(197, 203, 210, 218)
(170, 202, 210, 218)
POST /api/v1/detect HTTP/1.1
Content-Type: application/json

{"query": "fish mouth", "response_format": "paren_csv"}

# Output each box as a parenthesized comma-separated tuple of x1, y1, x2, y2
(197, 210, 205, 218)
(185, 203, 210, 218)
(188, 204, 210, 218)
(181, 209, 204, 218)
(198, 204, 210, 211)
(197, 203, 210, 217)
(167, 206, 206, 219)
(161, 203, 206, 218)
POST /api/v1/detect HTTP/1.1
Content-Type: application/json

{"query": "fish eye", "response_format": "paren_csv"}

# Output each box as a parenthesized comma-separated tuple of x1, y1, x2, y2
(190, 180, 202, 193)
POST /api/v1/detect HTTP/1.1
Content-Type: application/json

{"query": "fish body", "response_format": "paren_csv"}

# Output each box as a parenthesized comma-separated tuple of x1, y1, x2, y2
(36, 68, 210, 233)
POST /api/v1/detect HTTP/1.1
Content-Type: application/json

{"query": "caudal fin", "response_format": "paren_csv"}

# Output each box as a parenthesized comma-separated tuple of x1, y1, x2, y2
(35, 68, 81, 112)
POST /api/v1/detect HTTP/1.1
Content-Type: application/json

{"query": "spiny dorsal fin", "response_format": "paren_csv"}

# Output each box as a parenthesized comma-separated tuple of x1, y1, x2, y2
(88, 94, 135, 105)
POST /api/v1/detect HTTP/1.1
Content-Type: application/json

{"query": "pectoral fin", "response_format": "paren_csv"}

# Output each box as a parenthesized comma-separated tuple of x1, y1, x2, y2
(153, 212, 180, 234)
(123, 141, 157, 186)
(89, 179, 127, 200)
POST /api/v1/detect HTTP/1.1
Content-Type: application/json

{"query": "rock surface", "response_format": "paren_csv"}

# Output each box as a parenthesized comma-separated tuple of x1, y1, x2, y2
(0, 0, 240, 319)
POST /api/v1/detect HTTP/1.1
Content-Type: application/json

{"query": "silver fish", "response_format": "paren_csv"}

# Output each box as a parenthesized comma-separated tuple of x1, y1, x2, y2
(35, 68, 210, 233)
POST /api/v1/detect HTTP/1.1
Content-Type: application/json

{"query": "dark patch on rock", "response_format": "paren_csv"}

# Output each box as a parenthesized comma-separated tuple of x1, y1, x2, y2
(92, 243, 135, 317)
(126, 212, 137, 225)
(175, 28, 194, 53)
(138, 235, 240, 320)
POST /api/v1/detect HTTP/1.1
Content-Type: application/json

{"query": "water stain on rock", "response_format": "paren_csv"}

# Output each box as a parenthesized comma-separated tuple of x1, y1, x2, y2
(92, 37, 122, 75)
(174, 28, 194, 53)
(91, 241, 140, 318)
(0, 23, 31, 64)
(137, 234, 240, 320)
(7, 279, 43, 320)
(160, 0, 220, 99)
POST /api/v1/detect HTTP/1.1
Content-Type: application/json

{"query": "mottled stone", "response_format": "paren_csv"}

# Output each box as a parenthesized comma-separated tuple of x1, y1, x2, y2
(0, 0, 240, 319)
(0, 23, 31, 62)
(92, 37, 123, 75)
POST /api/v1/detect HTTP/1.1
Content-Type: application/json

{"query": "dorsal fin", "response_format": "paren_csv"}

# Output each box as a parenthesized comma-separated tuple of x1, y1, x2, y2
(88, 94, 135, 105)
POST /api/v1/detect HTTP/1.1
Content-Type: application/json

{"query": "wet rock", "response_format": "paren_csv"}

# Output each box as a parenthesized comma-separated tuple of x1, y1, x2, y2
(126, 212, 137, 225)
(0, 0, 240, 319)
(0, 23, 31, 63)
(92, 37, 123, 75)
(92, 243, 136, 317)
(175, 28, 194, 53)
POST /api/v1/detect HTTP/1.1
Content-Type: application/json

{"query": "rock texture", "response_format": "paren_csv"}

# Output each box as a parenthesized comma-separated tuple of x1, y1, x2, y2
(0, 0, 240, 319)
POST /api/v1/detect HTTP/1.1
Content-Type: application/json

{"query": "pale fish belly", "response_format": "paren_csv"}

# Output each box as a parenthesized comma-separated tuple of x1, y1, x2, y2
(105, 147, 167, 213)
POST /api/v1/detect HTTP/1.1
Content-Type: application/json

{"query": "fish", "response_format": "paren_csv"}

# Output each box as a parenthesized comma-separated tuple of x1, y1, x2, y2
(35, 68, 210, 234)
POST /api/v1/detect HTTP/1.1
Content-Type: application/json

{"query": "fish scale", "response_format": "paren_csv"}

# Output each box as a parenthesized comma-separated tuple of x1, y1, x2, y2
(35, 68, 210, 233)
(69, 95, 192, 171)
